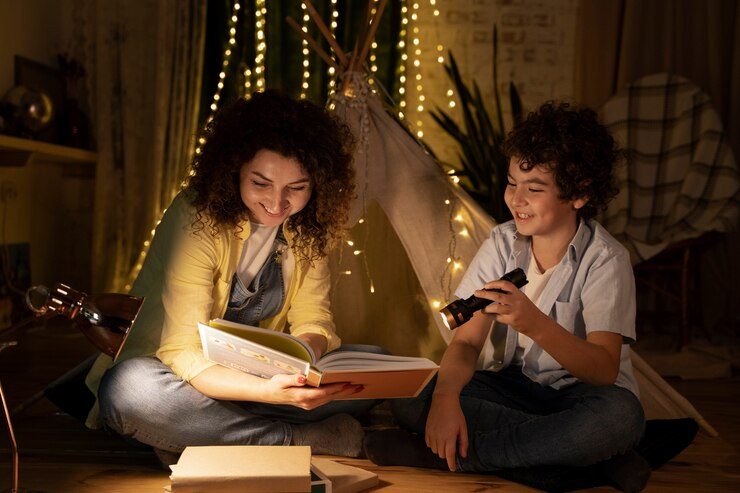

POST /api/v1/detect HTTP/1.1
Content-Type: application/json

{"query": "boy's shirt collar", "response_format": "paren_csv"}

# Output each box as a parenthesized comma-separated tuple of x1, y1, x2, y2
(509, 218, 593, 268)
(568, 219, 592, 264)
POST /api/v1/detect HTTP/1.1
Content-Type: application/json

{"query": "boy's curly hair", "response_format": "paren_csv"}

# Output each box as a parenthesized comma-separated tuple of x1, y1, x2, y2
(184, 90, 356, 261)
(502, 101, 621, 220)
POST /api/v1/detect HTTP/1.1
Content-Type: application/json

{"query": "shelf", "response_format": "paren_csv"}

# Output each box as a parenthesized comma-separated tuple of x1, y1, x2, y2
(0, 134, 97, 166)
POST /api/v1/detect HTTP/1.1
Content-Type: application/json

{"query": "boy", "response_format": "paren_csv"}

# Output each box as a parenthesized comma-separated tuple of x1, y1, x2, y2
(364, 102, 649, 490)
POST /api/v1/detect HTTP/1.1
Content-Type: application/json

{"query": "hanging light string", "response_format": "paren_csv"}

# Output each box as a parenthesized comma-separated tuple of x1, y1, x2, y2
(421, 1, 470, 310)
(206, 0, 241, 127)
(427, 0, 454, 108)
(367, 0, 380, 90)
(396, 0, 408, 120)
(243, 0, 253, 102)
(327, 0, 339, 96)
(125, 0, 243, 291)
(124, 213, 165, 292)
(351, 51, 375, 296)
(299, 2, 311, 99)
(437, 196, 459, 305)
(409, 0, 426, 138)
(331, 71, 375, 296)
(253, 0, 267, 91)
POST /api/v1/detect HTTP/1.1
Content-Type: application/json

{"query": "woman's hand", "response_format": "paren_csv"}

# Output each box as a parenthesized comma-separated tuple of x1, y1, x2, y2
(189, 364, 362, 406)
(296, 333, 328, 360)
(425, 391, 468, 471)
(263, 373, 362, 410)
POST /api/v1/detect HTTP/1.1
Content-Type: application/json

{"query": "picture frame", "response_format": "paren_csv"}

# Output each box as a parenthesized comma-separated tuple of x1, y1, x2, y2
(14, 55, 66, 144)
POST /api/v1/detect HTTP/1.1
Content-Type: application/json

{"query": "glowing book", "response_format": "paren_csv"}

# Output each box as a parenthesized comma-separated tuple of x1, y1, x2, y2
(198, 318, 438, 399)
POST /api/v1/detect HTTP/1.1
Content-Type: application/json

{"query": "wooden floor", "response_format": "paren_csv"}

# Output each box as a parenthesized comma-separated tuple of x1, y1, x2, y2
(1, 318, 739, 492)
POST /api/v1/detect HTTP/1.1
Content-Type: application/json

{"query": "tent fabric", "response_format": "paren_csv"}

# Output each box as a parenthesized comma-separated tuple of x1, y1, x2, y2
(327, 73, 495, 360)
(598, 73, 740, 264)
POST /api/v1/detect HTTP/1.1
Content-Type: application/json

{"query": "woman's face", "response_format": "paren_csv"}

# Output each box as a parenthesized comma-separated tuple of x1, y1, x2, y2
(239, 149, 312, 226)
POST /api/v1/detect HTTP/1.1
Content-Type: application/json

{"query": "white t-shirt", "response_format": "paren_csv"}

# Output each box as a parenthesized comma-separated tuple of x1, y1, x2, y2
(236, 223, 279, 287)
(514, 253, 557, 363)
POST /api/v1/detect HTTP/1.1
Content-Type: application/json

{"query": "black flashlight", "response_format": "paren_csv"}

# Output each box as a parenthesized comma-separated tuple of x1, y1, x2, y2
(439, 268, 528, 330)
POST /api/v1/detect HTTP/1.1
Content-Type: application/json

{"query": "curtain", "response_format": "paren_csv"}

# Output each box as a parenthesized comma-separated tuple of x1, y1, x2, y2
(575, 0, 740, 340)
(80, 0, 207, 292)
(577, 0, 739, 154)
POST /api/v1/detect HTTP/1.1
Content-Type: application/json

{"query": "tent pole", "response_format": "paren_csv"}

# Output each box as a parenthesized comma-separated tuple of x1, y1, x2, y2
(352, 0, 389, 74)
(285, 16, 340, 71)
(303, 0, 349, 67)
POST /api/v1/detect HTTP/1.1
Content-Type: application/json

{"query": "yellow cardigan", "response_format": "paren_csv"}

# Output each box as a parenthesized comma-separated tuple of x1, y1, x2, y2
(84, 192, 341, 428)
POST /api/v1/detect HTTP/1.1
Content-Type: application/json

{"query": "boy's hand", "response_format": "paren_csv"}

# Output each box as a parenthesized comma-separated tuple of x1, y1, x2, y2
(475, 279, 547, 336)
(425, 392, 468, 471)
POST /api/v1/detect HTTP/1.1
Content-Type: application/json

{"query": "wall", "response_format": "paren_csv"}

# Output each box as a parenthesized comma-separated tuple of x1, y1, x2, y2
(0, 0, 68, 94)
(412, 0, 578, 166)
(1, 0, 58, 244)
(0, 0, 91, 324)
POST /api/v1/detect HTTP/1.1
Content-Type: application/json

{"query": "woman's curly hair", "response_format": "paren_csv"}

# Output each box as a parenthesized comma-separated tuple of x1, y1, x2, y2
(502, 101, 622, 220)
(184, 90, 356, 261)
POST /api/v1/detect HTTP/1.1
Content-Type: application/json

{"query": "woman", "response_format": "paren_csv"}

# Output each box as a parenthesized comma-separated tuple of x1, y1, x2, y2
(86, 90, 375, 465)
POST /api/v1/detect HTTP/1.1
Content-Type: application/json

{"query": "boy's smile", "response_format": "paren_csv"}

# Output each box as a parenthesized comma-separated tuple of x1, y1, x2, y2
(505, 157, 587, 261)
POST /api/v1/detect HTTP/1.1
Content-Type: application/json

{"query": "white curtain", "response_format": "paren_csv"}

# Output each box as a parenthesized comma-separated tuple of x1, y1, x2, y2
(79, 0, 207, 292)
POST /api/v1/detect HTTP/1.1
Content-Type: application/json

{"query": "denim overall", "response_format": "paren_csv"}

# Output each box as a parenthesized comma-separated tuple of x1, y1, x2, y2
(223, 227, 287, 326)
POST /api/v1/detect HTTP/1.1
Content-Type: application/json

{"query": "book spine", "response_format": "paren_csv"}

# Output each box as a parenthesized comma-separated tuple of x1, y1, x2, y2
(305, 367, 323, 387)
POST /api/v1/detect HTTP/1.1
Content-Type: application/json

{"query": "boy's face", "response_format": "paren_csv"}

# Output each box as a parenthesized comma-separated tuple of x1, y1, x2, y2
(504, 157, 587, 242)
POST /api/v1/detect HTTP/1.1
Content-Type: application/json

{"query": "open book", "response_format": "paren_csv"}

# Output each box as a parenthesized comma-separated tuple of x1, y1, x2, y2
(198, 318, 438, 399)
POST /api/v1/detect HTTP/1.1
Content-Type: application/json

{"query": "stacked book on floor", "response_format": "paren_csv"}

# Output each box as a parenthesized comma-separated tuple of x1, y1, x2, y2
(166, 445, 378, 493)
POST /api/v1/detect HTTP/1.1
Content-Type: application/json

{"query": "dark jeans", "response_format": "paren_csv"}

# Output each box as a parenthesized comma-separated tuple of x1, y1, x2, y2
(390, 366, 645, 473)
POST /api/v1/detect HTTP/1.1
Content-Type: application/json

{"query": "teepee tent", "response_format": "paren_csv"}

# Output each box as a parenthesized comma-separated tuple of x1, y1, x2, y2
(289, 0, 716, 436)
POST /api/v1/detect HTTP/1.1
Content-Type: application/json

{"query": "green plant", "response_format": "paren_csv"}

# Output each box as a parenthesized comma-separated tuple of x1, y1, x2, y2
(428, 27, 522, 223)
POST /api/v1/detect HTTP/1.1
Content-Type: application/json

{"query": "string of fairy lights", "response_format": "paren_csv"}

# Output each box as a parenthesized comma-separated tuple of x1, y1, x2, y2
(124, 1, 470, 312)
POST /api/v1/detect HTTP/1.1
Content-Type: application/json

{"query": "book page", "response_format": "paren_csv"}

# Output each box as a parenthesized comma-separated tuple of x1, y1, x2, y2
(316, 350, 438, 372)
(208, 318, 315, 362)
(199, 322, 312, 380)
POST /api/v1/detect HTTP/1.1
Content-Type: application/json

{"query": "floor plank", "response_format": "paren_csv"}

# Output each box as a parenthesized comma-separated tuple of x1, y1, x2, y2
(2, 318, 739, 492)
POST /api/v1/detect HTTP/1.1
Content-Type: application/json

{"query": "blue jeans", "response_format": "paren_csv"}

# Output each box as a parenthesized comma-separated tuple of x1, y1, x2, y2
(391, 366, 645, 472)
(98, 344, 385, 453)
